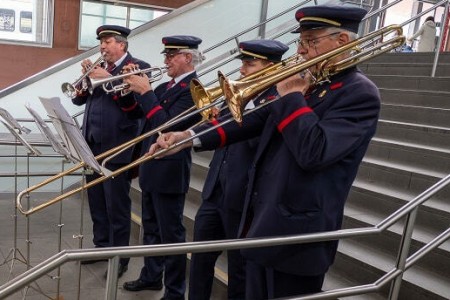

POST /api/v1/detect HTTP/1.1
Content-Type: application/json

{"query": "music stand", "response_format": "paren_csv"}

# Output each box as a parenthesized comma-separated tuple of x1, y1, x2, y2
(0, 110, 38, 292)
(39, 97, 107, 175)
(39, 97, 108, 299)
(0, 107, 31, 134)
(25, 104, 77, 163)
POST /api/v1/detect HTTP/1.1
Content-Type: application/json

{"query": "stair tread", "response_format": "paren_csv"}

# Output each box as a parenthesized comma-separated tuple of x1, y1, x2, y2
(338, 240, 450, 298)
(378, 119, 450, 132)
(363, 157, 447, 179)
(380, 87, 450, 96)
(382, 102, 450, 112)
(371, 137, 450, 156)
(352, 179, 450, 214)
(344, 200, 450, 252)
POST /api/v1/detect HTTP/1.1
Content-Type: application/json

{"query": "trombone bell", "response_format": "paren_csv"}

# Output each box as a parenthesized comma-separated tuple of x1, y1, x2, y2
(190, 79, 223, 120)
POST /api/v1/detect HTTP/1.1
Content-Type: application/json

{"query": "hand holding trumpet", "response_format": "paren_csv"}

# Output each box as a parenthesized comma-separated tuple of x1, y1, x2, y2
(121, 63, 153, 95)
(81, 58, 111, 80)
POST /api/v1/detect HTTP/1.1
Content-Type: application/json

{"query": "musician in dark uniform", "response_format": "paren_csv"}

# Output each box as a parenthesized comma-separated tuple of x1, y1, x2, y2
(188, 39, 289, 300)
(148, 5, 381, 299)
(121, 35, 203, 300)
(72, 25, 150, 278)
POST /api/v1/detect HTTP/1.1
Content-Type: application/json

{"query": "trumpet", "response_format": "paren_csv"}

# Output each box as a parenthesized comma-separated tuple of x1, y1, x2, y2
(17, 25, 404, 216)
(90, 66, 168, 95)
(61, 54, 105, 99)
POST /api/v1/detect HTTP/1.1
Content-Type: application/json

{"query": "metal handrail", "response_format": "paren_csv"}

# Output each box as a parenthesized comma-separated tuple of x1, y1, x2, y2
(0, 1, 448, 299)
(0, 173, 448, 299)
(201, 0, 315, 55)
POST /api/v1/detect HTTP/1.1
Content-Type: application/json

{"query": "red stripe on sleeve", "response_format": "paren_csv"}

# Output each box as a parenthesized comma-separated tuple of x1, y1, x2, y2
(146, 106, 163, 119)
(211, 119, 226, 147)
(277, 107, 313, 132)
(121, 102, 138, 112)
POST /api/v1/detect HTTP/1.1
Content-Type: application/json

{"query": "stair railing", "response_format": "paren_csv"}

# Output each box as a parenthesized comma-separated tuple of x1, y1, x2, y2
(0, 173, 448, 299)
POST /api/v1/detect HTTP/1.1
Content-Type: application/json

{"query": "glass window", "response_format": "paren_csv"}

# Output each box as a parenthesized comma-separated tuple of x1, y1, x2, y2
(0, 0, 52, 45)
(79, 0, 169, 49)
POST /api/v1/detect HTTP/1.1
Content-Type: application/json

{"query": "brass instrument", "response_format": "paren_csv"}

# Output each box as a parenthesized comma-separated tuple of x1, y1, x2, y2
(190, 54, 303, 110)
(221, 25, 405, 123)
(16, 85, 223, 216)
(17, 25, 404, 216)
(93, 66, 168, 95)
(61, 54, 105, 99)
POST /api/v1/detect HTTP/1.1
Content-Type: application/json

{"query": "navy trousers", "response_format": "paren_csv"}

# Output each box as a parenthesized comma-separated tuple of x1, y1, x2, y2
(189, 185, 245, 300)
(86, 143, 131, 266)
(245, 260, 325, 299)
(139, 191, 186, 299)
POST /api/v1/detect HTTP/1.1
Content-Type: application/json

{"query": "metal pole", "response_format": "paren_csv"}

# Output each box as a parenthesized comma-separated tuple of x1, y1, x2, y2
(388, 208, 418, 299)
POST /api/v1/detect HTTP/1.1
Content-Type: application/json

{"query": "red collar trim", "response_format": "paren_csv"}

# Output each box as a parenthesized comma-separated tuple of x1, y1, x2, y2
(330, 82, 343, 90)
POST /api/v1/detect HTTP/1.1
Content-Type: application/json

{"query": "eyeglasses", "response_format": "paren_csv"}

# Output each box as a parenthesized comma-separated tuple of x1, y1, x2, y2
(296, 32, 340, 49)
(164, 51, 185, 60)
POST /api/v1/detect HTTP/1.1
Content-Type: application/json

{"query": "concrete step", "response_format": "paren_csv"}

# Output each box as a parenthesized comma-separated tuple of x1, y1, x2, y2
(335, 238, 450, 300)
(380, 104, 450, 128)
(359, 62, 450, 76)
(379, 88, 450, 109)
(351, 176, 450, 227)
(323, 267, 386, 299)
(346, 186, 450, 256)
(130, 182, 230, 298)
(366, 52, 450, 64)
(375, 120, 450, 150)
(369, 75, 450, 93)
(367, 137, 450, 176)
(357, 157, 450, 200)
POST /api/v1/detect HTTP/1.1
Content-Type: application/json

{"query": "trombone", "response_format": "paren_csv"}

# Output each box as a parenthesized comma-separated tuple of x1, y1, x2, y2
(190, 53, 303, 108)
(17, 25, 404, 216)
(16, 85, 222, 216)
(61, 54, 105, 99)
(221, 25, 405, 123)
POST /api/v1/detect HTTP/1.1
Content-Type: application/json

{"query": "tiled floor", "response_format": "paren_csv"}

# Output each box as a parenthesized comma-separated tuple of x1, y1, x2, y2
(0, 192, 166, 300)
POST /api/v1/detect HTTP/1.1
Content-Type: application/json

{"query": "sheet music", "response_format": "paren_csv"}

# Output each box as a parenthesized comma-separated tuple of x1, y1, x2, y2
(0, 107, 31, 134)
(25, 104, 77, 163)
(0, 120, 41, 156)
(38, 97, 105, 174)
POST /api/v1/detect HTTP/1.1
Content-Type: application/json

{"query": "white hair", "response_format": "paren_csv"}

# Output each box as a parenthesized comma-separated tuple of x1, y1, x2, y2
(323, 26, 358, 41)
(180, 49, 205, 67)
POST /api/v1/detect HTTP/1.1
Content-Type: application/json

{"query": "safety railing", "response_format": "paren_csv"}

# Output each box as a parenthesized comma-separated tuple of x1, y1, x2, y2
(0, 173, 448, 299)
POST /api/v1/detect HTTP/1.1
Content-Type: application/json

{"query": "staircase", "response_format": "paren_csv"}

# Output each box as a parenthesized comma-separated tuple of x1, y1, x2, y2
(173, 52, 450, 299)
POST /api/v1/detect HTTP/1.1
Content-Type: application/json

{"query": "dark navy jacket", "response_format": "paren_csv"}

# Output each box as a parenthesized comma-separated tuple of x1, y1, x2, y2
(195, 67, 380, 276)
(72, 53, 150, 164)
(201, 87, 279, 212)
(137, 72, 201, 193)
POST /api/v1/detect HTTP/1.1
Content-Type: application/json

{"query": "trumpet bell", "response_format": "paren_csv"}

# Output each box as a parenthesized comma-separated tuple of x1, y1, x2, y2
(61, 82, 77, 99)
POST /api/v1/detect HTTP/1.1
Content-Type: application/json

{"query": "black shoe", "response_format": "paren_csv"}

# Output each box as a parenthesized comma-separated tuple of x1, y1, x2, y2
(80, 259, 108, 265)
(123, 278, 163, 291)
(103, 264, 128, 279)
